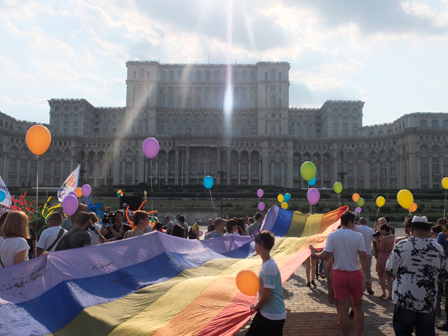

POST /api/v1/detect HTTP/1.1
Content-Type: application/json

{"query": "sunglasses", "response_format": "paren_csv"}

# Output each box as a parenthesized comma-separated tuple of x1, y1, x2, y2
(250, 229, 263, 245)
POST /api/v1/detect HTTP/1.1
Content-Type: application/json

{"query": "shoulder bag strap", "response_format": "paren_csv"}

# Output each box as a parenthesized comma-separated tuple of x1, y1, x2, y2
(46, 228, 65, 252)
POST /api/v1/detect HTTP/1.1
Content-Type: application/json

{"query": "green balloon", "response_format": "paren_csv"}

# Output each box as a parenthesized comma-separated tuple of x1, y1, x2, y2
(300, 161, 316, 181)
(333, 182, 343, 194)
(357, 197, 365, 207)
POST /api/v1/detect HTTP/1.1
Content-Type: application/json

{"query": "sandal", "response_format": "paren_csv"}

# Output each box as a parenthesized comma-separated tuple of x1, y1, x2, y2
(379, 294, 386, 298)
(387, 296, 393, 301)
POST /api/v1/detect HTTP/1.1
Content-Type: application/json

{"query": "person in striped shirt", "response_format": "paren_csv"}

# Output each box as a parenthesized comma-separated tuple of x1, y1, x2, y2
(247, 230, 286, 336)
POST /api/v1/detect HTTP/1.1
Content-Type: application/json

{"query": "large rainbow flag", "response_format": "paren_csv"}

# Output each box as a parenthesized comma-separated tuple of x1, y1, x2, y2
(0, 206, 347, 335)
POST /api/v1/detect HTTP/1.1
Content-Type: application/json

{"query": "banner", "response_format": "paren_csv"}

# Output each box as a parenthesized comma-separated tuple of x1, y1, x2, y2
(57, 164, 80, 202)
(0, 206, 346, 336)
(0, 176, 12, 207)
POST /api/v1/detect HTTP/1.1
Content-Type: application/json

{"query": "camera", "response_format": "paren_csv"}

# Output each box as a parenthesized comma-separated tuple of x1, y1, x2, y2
(372, 231, 381, 237)
(89, 223, 96, 231)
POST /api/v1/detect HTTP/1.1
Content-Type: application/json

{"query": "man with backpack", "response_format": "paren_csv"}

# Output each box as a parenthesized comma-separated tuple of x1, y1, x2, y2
(55, 212, 92, 251)
(36, 212, 67, 256)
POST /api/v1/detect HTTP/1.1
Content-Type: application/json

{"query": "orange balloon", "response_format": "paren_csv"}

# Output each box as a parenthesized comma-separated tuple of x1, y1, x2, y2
(236, 269, 259, 296)
(75, 187, 82, 198)
(26, 125, 51, 156)
(409, 203, 418, 213)
(352, 193, 360, 203)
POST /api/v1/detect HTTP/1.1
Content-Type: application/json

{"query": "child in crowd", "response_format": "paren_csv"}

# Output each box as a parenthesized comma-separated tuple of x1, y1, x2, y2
(247, 231, 285, 336)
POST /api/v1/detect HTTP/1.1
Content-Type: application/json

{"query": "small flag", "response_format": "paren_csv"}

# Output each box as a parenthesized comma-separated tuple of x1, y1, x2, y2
(117, 190, 123, 198)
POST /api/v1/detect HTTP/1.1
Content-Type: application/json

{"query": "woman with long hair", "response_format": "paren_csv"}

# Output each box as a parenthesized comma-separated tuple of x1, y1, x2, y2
(0, 211, 30, 267)
(123, 211, 149, 239)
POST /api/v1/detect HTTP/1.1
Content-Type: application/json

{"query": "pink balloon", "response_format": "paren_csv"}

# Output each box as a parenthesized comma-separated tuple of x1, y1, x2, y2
(62, 195, 79, 216)
(142, 137, 160, 159)
(82, 184, 92, 197)
(355, 207, 362, 214)
(307, 188, 320, 205)
(258, 202, 265, 211)
(257, 189, 264, 198)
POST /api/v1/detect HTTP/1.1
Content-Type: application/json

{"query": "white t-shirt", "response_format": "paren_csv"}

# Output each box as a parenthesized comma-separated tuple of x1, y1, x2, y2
(88, 224, 102, 245)
(0, 237, 29, 267)
(354, 225, 375, 256)
(37, 226, 67, 252)
(324, 228, 366, 271)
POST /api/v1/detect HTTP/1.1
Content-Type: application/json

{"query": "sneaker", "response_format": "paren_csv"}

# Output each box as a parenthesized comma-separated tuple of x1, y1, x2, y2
(306, 281, 311, 287)
(367, 289, 374, 295)
(436, 321, 448, 331)
(349, 310, 354, 318)
(311, 280, 317, 288)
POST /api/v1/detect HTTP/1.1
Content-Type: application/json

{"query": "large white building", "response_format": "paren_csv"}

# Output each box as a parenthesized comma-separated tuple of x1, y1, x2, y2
(1, 61, 447, 190)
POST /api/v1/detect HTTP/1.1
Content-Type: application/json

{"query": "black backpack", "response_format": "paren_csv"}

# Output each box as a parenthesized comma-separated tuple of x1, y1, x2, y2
(55, 228, 81, 251)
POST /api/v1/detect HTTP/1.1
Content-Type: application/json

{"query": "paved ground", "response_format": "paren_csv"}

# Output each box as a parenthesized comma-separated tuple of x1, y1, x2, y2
(236, 247, 448, 335)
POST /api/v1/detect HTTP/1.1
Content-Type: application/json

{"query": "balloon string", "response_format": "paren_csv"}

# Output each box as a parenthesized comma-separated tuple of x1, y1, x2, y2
(338, 194, 341, 207)
(36, 155, 39, 221)
(374, 208, 380, 228)
(150, 160, 153, 213)
(443, 190, 447, 218)
(209, 189, 215, 210)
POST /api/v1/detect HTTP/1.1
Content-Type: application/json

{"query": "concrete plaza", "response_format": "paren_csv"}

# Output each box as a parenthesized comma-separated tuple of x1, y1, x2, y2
(236, 255, 447, 336)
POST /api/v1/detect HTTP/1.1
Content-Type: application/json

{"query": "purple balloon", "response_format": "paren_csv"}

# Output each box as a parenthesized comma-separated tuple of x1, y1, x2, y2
(81, 184, 92, 197)
(62, 195, 78, 216)
(199, 230, 203, 237)
(258, 202, 265, 211)
(307, 188, 320, 205)
(257, 189, 264, 198)
(68, 191, 78, 198)
(142, 137, 160, 159)
(355, 207, 362, 214)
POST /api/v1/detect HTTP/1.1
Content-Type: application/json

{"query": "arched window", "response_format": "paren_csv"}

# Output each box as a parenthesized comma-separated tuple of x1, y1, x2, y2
(196, 71, 201, 82)
(419, 146, 427, 154)
(432, 120, 439, 128)
(420, 119, 427, 128)
(378, 130, 384, 136)
(348, 152, 354, 160)
(270, 69, 275, 80)
(369, 131, 374, 137)
(251, 151, 259, 160)
(126, 150, 133, 157)
(444, 120, 448, 129)
(380, 151, 387, 159)
(274, 151, 281, 159)
(390, 150, 397, 158)
(214, 71, 220, 82)
(431, 146, 439, 154)
(370, 152, 377, 159)
(270, 96, 276, 107)
(169, 70, 174, 82)
(356, 152, 364, 160)
(205, 71, 211, 82)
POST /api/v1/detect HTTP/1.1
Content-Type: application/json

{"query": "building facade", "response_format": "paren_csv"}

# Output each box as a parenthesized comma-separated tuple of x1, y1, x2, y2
(0, 61, 447, 190)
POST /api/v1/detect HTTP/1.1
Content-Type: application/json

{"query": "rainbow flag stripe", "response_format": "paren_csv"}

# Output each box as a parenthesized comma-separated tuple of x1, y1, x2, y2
(0, 206, 347, 335)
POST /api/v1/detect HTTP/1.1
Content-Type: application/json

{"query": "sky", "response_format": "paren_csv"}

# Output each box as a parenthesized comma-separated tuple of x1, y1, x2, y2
(1, 0, 448, 126)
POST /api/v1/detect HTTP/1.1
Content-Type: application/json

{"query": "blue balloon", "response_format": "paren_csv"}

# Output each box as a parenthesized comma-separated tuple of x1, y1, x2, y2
(0, 190, 5, 202)
(203, 176, 214, 189)
(308, 177, 316, 186)
(284, 193, 291, 202)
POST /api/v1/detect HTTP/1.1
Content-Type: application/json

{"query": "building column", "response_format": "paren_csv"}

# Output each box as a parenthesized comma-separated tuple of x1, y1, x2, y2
(248, 162, 252, 185)
(185, 147, 190, 185)
(174, 148, 179, 185)
(226, 151, 231, 185)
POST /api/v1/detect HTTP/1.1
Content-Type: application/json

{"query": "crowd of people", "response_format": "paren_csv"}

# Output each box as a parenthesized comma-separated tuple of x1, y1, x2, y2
(1, 203, 448, 336)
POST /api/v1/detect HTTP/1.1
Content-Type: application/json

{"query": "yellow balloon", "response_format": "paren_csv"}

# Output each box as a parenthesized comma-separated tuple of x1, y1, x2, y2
(281, 202, 288, 209)
(397, 189, 413, 209)
(26, 125, 52, 156)
(277, 194, 284, 203)
(236, 269, 259, 296)
(376, 196, 385, 208)
(443, 177, 448, 190)
(75, 187, 83, 198)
